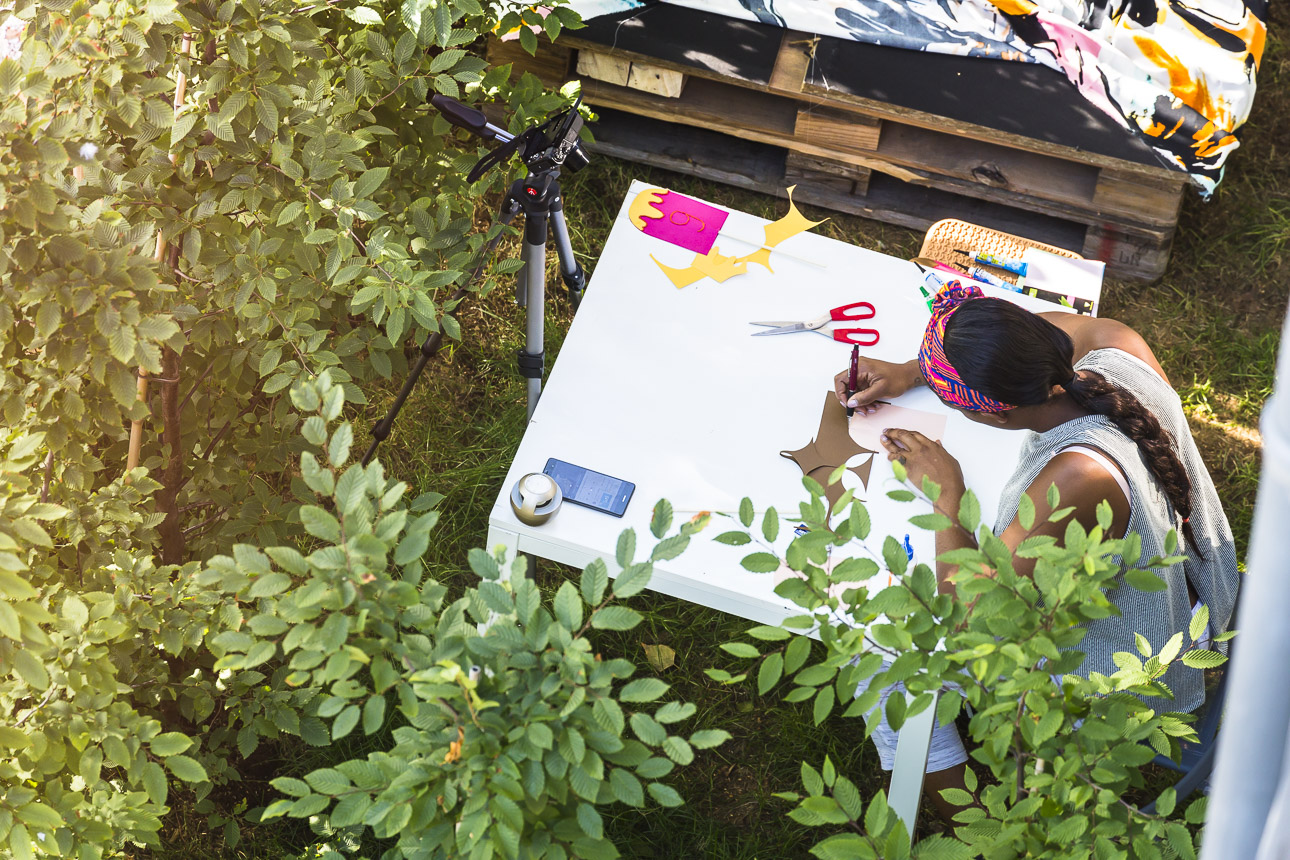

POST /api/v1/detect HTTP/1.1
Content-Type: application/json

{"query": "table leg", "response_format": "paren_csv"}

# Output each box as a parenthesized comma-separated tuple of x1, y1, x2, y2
(487, 524, 521, 556)
(887, 689, 939, 836)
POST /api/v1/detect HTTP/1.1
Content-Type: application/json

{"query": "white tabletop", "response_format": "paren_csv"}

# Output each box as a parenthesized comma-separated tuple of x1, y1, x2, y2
(487, 180, 1038, 627)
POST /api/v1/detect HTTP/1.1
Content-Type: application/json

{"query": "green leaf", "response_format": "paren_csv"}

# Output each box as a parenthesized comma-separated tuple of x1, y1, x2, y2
(958, 491, 981, 532)
(1182, 649, 1226, 669)
(616, 529, 636, 568)
(619, 678, 669, 702)
(352, 166, 390, 199)
(721, 642, 760, 659)
(142, 761, 168, 805)
(762, 507, 779, 542)
(591, 606, 641, 631)
(647, 782, 684, 807)
(577, 803, 603, 839)
(149, 732, 194, 756)
(715, 531, 751, 545)
(1189, 604, 1210, 643)
(758, 652, 783, 694)
(165, 755, 209, 783)
(813, 685, 835, 725)
(613, 562, 652, 599)
(651, 535, 688, 561)
(609, 768, 645, 806)
(689, 729, 730, 749)
(739, 497, 754, 528)
(1125, 568, 1168, 592)
(328, 423, 354, 467)
(1019, 492, 1035, 530)
(554, 581, 583, 629)
(650, 500, 673, 538)
(582, 558, 609, 605)
(662, 736, 694, 765)
(741, 552, 780, 573)
(12, 651, 49, 691)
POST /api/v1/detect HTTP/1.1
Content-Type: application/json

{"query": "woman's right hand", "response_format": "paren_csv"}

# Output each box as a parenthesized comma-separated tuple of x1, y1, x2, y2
(833, 358, 922, 414)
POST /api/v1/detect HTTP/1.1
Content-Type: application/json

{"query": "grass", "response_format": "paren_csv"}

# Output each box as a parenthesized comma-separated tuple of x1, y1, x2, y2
(154, 8, 1287, 858)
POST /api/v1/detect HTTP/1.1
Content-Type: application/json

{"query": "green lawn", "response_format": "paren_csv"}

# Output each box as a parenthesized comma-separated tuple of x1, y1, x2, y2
(153, 13, 1286, 858)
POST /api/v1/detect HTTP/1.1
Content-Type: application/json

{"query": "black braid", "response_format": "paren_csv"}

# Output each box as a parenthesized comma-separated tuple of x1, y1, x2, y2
(944, 298, 1198, 554)
(1063, 373, 1199, 554)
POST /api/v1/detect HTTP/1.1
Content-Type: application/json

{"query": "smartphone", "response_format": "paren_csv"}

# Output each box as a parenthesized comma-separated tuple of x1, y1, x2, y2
(543, 458, 635, 518)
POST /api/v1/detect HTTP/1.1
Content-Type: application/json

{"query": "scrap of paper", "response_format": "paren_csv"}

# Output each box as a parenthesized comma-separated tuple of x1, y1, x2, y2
(629, 187, 729, 256)
(848, 404, 947, 454)
(644, 185, 829, 289)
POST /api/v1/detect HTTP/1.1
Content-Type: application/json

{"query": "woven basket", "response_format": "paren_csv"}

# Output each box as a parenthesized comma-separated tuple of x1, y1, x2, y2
(918, 219, 1082, 286)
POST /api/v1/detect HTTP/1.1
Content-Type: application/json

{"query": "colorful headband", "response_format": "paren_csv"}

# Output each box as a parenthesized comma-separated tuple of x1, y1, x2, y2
(918, 282, 1014, 413)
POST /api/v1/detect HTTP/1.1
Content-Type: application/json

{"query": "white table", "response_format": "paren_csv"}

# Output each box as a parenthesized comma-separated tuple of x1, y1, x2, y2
(486, 180, 1039, 828)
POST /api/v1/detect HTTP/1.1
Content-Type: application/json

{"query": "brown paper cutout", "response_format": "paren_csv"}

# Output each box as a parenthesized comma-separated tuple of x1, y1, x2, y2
(781, 391, 878, 508)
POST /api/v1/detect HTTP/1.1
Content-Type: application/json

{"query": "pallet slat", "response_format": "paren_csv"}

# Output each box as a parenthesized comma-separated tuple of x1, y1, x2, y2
(485, 35, 1184, 281)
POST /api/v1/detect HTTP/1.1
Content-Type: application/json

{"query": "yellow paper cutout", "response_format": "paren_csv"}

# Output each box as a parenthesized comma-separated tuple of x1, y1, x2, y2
(735, 247, 774, 273)
(691, 247, 747, 282)
(628, 187, 668, 230)
(652, 254, 707, 289)
(762, 185, 828, 248)
(652, 245, 749, 288)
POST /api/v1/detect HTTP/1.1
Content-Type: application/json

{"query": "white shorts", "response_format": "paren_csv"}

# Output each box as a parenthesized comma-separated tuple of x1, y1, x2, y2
(855, 665, 968, 774)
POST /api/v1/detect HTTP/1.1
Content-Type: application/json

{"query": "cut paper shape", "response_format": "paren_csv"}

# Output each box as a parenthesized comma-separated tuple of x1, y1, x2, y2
(762, 185, 827, 248)
(629, 186, 729, 255)
(781, 391, 878, 509)
(646, 185, 826, 289)
(652, 246, 749, 289)
(848, 404, 948, 454)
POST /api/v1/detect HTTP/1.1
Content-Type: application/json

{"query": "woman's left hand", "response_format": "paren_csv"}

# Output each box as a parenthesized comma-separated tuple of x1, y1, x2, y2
(880, 428, 965, 497)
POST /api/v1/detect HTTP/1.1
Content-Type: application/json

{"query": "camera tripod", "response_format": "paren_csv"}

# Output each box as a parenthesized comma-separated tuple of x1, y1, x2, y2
(362, 95, 590, 465)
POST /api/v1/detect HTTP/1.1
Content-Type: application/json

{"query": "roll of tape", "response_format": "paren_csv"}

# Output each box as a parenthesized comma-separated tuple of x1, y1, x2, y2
(510, 472, 563, 526)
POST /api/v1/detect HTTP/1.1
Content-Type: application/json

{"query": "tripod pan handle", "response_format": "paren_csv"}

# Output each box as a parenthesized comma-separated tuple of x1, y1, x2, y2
(432, 94, 490, 134)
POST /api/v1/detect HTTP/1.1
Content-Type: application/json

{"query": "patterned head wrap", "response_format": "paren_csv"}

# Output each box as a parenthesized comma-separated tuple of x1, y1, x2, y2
(918, 282, 1014, 413)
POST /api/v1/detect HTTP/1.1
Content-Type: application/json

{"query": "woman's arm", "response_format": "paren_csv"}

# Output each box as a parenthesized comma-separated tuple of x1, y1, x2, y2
(880, 431, 1130, 591)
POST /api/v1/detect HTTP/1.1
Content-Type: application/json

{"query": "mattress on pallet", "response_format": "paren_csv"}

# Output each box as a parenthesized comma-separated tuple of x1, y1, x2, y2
(570, 0, 1267, 196)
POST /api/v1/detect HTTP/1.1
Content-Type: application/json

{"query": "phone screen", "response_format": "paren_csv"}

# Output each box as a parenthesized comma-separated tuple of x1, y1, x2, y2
(543, 458, 635, 518)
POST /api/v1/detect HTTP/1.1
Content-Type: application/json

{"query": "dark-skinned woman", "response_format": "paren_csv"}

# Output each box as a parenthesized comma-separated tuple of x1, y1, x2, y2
(832, 282, 1240, 823)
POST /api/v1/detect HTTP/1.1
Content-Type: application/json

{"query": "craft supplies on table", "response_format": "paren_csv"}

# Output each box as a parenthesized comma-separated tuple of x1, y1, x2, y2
(750, 301, 880, 345)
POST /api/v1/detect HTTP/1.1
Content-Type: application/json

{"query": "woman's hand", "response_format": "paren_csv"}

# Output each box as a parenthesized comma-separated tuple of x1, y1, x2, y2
(880, 428, 965, 500)
(833, 358, 923, 415)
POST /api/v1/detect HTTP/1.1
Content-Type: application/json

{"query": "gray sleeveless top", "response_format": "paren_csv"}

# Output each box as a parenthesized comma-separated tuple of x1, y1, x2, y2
(992, 348, 1239, 714)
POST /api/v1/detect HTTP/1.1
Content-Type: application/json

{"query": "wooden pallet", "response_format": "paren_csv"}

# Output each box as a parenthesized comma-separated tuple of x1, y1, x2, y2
(487, 30, 1188, 282)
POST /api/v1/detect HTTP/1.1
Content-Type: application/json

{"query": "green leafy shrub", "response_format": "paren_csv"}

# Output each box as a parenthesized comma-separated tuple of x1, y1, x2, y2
(713, 467, 1228, 859)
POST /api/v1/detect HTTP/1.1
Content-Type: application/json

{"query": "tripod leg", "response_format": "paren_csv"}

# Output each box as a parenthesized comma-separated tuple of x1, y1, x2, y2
(361, 200, 521, 465)
(550, 206, 585, 309)
(519, 213, 548, 420)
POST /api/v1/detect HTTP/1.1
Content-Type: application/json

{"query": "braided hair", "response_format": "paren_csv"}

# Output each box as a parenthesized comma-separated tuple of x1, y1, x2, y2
(942, 298, 1198, 553)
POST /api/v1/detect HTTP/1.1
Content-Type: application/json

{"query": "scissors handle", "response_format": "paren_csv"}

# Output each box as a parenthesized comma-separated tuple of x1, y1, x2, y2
(831, 328, 879, 346)
(831, 301, 876, 322)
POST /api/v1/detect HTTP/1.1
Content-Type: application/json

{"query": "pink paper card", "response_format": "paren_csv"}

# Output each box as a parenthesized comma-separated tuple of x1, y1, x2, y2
(628, 187, 729, 256)
(848, 404, 948, 454)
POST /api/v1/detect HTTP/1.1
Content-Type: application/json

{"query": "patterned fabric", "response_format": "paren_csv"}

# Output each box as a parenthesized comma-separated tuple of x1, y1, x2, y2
(917, 282, 1014, 413)
(571, 0, 1267, 195)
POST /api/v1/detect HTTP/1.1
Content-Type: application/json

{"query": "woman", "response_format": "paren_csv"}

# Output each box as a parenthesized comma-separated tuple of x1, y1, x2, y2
(833, 282, 1240, 820)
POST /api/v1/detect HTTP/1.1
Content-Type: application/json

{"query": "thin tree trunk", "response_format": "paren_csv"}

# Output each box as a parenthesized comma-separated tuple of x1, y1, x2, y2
(157, 345, 184, 564)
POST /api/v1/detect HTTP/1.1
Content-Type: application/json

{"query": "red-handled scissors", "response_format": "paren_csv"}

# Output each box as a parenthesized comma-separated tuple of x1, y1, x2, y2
(750, 301, 879, 346)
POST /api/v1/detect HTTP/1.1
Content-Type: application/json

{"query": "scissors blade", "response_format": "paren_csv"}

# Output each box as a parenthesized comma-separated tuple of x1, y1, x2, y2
(752, 323, 809, 336)
(749, 321, 799, 328)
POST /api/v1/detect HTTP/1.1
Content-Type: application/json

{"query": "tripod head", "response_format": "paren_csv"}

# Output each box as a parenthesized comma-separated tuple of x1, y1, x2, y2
(431, 94, 590, 182)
